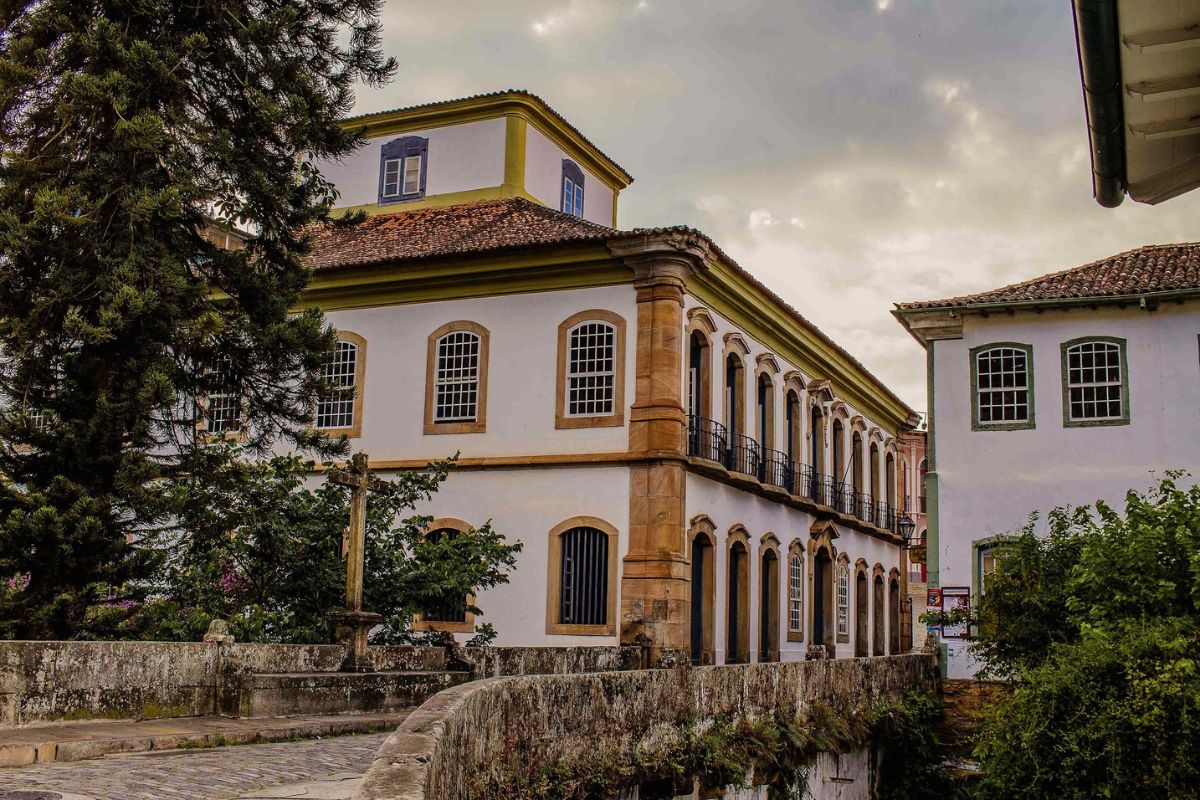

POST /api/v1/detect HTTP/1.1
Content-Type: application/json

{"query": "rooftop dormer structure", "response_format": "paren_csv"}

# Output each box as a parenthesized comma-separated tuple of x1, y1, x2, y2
(321, 91, 633, 227)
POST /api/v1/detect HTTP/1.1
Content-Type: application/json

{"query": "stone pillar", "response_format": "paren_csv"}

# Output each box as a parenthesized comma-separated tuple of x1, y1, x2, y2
(610, 235, 710, 664)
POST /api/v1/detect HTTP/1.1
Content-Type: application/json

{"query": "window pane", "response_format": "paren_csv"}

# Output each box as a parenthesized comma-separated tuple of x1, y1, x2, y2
(574, 183, 584, 218)
(976, 347, 1030, 425)
(316, 341, 357, 429)
(1065, 341, 1122, 421)
(563, 177, 575, 215)
(382, 158, 401, 197)
(788, 555, 804, 632)
(434, 331, 480, 422)
(567, 321, 616, 417)
(403, 156, 421, 195)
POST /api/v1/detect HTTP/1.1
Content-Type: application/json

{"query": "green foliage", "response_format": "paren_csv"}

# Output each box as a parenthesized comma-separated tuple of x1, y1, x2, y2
(970, 474, 1200, 798)
(0, 0, 394, 637)
(870, 693, 959, 800)
(57, 447, 522, 644)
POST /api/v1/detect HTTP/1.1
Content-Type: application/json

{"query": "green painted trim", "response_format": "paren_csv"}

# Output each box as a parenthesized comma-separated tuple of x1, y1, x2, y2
(925, 345, 939, 588)
(1059, 335, 1131, 428)
(688, 266, 914, 434)
(969, 341, 1036, 432)
(334, 186, 542, 217)
(970, 534, 1016, 601)
(301, 245, 632, 312)
(503, 115, 527, 196)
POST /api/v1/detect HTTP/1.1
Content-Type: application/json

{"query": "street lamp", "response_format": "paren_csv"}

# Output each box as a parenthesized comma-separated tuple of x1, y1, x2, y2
(897, 514, 916, 547)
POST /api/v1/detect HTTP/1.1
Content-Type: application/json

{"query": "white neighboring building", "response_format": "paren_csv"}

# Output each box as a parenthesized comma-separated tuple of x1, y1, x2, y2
(236, 90, 922, 663)
(894, 244, 1200, 677)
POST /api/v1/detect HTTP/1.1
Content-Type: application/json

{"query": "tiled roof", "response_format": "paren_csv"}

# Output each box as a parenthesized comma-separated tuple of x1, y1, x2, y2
(304, 198, 614, 271)
(341, 90, 633, 185)
(897, 243, 1200, 311)
(304, 198, 917, 423)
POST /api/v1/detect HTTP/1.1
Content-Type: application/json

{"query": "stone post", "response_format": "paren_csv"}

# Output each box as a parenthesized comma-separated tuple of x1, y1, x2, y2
(610, 234, 710, 664)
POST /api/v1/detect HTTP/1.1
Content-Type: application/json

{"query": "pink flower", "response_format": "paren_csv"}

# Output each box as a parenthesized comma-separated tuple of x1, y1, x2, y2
(4, 573, 30, 593)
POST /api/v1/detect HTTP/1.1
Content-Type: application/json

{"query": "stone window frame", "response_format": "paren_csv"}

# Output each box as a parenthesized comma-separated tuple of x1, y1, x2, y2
(412, 517, 476, 634)
(782, 373, 805, 468)
(1059, 335, 1131, 428)
(725, 524, 753, 664)
(688, 514, 718, 665)
(888, 566, 902, 654)
(853, 558, 870, 657)
(786, 539, 805, 642)
(754, 355, 779, 454)
(970, 341, 1036, 432)
(561, 159, 585, 218)
(807, 521, 838, 651)
(722, 334, 750, 439)
(545, 516, 619, 636)
(314, 331, 367, 439)
(555, 310, 627, 429)
(424, 321, 490, 435)
(871, 563, 886, 656)
(757, 533, 782, 662)
(378, 135, 428, 204)
(835, 553, 851, 643)
(686, 308, 717, 422)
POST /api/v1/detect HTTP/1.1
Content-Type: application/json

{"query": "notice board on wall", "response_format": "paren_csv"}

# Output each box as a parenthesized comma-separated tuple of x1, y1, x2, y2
(941, 586, 970, 639)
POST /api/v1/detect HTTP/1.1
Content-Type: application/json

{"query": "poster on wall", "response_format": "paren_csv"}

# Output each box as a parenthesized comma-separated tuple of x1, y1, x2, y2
(925, 588, 943, 633)
(940, 586, 971, 639)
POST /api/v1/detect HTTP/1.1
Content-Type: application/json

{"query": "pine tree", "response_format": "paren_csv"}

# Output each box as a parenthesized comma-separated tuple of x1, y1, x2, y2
(0, 1, 395, 637)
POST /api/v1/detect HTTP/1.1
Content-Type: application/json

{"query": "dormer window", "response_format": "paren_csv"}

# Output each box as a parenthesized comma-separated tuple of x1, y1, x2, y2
(379, 136, 428, 203)
(561, 160, 585, 218)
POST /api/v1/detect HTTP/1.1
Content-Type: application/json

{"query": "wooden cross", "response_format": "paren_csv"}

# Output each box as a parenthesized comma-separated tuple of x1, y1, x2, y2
(327, 452, 389, 672)
(327, 452, 390, 614)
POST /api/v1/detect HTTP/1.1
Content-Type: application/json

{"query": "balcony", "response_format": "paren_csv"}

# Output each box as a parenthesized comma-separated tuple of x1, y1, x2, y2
(686, 414, 905, 536)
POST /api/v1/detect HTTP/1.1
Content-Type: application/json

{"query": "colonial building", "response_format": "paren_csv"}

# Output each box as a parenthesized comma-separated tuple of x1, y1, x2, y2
(254, 91, 920, 664)
(894, 244, 1200, 676)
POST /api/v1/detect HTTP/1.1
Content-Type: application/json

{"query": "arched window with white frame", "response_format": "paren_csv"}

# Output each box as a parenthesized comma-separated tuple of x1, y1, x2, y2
(1061, 337, 1129, 426)
(556, 311, 626, 428)
(836, 561, 850, 640)
(315, 333, 366, 437)
(788, 550, 804, 637)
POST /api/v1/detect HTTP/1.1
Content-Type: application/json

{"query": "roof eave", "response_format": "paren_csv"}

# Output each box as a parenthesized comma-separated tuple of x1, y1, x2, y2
(896, 285, 1200, 320)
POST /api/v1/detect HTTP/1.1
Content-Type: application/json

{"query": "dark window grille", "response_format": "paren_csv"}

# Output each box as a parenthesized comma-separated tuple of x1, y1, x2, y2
(560, 526, 609, 626)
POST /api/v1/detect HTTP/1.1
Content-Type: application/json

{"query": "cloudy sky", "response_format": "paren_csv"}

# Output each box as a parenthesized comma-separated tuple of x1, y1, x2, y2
(356, 0, 1200, 409)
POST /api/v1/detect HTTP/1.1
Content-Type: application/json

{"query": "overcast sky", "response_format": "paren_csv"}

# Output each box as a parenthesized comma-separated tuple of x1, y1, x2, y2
(356, 0, 1200, 410)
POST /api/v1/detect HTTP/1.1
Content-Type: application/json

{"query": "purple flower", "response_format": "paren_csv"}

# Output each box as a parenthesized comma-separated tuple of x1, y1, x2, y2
(4, 573, 30, 593)
(217, 561, 250, 595)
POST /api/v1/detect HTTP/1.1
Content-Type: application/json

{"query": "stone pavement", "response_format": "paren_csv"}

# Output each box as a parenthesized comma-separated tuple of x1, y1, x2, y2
(0, 730, 390, 800)
(0, 712, 408, 768)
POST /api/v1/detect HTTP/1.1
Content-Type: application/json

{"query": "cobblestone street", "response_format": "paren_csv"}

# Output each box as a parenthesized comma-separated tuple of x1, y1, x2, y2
(0, 732, 387, 800)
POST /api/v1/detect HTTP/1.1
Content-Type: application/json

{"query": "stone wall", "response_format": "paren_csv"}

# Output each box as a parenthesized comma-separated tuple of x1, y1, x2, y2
(0, 641, 445, 726)
(0, 641, 641, 727)
(354, 654, 940, 800)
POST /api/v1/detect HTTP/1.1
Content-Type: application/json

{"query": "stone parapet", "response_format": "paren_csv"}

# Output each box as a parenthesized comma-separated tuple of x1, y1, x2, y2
(353, 653, 940, 800)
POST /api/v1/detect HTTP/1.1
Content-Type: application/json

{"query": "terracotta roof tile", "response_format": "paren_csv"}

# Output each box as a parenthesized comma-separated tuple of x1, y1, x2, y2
(304, 198, 614, 271)
(897, 243, 1200, 311)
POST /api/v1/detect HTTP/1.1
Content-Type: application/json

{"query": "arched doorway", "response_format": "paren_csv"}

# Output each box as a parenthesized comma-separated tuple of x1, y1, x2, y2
(888, 573, 901, 654)
(854, 566, 869, 657)
(759, 545, 780, 662)
(689, 531, 715, 665)
(727, 536, 750, 663)
(812, 546, 834, 650)
(872, 571, 885, 656)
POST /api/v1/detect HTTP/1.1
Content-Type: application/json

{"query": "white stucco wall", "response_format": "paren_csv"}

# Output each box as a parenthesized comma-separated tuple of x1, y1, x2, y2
(322, 285, 638, 460)
(931, 302, 1200, 676)
(687, 473, 903, 665)
(398, 465, 629, 648)
(317, 118, 507, 209)
(523, 123, 616, 227)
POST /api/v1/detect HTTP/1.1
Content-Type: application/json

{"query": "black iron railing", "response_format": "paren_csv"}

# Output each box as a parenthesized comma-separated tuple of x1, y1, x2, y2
(685, 414, 907, 535)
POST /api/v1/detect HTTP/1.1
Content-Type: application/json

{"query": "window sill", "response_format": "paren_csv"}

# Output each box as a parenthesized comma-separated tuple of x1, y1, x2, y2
(412, 617, 475, 634)
(555, 414, 624, 430)
(786, 630, 805, 643)
(546, 622, 616, 636)
(315, 425, 362, 439)
(378, 194, 426, 205)
(1063, 417, 1130, 428)
(424, 421, 486, 435)
(836, 633, 850, 644)
(971, 420, 1035, 432)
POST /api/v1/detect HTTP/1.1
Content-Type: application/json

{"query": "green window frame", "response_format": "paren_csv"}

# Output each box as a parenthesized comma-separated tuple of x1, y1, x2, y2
(969, 342, 1035, 431)
(971, 534, 1015, 601)
(1060, 336, 1130, 428)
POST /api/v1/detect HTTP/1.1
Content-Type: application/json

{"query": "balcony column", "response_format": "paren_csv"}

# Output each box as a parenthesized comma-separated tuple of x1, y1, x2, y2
(610, 234, 710, 664)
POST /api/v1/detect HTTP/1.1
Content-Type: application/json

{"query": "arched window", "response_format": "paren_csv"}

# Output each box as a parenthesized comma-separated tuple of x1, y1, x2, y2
(562, 159, 585, 218)
(836, 561, 850, 641)
(870, 442, 881, 501)
(851, 431, 863, 494)
(809, 405, 824, 474)
(918, 458, 928, 513)
(787, 551, 804, 637)
(315, 334, 366, 437)
(885, 452, 896, 509)
(785, 390, 802, 465)
(425, 322, 489, 434)
(203, 353, 240, 436)
(556, 311, 626, 428)
(725, 353, 745, 436)
(559, 526, 608, 626)
(378, 136, 428, 203)
(688, 330, 710, 421)
(971, 343, 1034, 429)
(755, 373, 773, 452)
(413, 521, 476, 633)
(1062, 337, 1129, 426)
(832, 420, 844, 483)
(547, 517, 617, 635)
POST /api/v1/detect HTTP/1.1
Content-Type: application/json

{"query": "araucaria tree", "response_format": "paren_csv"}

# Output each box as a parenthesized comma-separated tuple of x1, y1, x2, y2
(0, 1, 395, 637)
